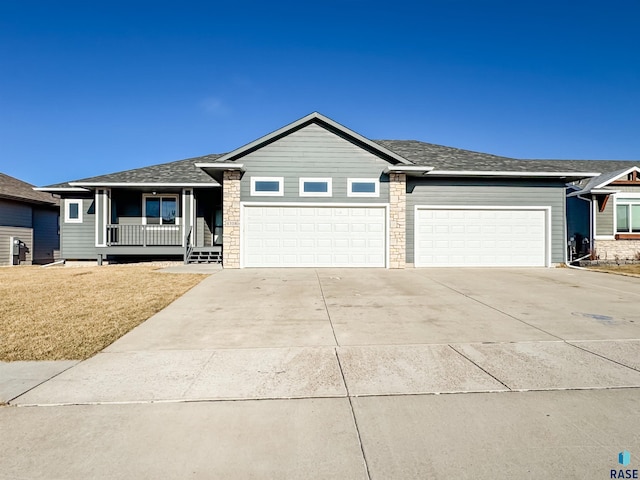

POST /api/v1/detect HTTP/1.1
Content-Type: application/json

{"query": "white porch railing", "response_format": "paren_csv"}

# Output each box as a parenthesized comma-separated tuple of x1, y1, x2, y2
(106, 224, 183, 246)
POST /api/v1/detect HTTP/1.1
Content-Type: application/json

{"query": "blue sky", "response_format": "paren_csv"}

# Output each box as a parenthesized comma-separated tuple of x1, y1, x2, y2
(1, 0, 639, 186)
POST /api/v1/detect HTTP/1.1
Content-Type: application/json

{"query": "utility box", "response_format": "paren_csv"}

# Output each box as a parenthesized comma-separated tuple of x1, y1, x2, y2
(10, 237, 24, 265)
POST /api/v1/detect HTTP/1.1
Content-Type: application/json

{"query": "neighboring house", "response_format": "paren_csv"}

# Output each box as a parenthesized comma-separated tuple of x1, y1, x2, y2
(36, 112, 639, 268)
(568, 165, 640, 260)
(0, 173, 60, 265)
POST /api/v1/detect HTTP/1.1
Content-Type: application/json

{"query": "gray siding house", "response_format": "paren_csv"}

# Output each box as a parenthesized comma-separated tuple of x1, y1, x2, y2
(0, 173, 60, 265)
(37, 112, 639, 267)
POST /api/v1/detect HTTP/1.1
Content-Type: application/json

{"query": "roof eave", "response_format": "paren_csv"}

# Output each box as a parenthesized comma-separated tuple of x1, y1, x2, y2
(194, 163, 245, 171)
(593, 165, 640, 189)
(68, 182, 220, 188)
(426, 170, 601, 181)
(568, 188, 620, 198)
(0, 192, 58, 206)
(34, 187, 91, 193)
(384, 165, 434, 175)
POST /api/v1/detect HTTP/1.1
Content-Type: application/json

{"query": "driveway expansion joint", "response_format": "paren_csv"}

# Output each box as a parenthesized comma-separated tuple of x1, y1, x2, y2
(447, 344, 513, 391)
(426, 275, 565, 341)
(315, 269, 339, 347)
(333, 347, 372, 479)
(566, 341, 640, 373)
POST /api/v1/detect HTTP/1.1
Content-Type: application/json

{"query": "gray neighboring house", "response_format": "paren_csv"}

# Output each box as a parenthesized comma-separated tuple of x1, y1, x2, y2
(567, 164, 640, 260)
(0, 173, 60, 265)
(36, 112, 639, 268)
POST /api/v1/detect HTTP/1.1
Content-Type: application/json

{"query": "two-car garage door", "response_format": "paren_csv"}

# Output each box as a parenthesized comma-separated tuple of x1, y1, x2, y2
(243, 205, 386, 267)
(415, 207, 549, 267)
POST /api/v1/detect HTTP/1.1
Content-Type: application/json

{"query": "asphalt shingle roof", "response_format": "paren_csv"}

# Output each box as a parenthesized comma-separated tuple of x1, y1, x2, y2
(41, 139, 640, 189)
(44, 154, 223, 188)
(572, 165, 640, 192)
(0, 173, 59, 206)
(374, 140, 640, 173)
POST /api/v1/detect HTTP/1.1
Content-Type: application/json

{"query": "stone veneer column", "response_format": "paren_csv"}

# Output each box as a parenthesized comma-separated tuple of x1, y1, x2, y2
(223, 170, 241, 268)
(389, 172, 406, 269)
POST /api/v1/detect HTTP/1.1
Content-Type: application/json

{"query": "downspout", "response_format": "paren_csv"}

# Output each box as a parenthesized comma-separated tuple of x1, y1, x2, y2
(566, 191, 595, 270)
(42, 259, 65, 268)
(565, 253, 592, 271)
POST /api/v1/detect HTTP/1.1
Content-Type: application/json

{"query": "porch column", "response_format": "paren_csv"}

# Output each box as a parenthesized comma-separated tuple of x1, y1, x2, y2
(223, 170, 241, 268)
(182, 189, 194, 247)
(389, 173, 406, 269)
(95, 189, 108, 247)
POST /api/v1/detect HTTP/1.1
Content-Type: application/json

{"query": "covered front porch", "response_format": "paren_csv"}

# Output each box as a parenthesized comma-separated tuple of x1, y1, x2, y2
(93, 187, 223, 262)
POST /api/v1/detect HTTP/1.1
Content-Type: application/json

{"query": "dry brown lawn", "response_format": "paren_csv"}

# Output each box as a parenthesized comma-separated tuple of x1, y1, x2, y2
(589, 265, 640, 276)
(0, 265, 206, 361)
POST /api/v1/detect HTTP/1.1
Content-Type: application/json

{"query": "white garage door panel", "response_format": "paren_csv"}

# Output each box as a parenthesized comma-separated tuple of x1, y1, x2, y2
(243, 206, 386, 267)
(415, 208, 547, 267)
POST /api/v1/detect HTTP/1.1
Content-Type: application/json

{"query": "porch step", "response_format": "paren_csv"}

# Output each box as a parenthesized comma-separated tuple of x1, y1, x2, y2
(187, 248, 222, 264)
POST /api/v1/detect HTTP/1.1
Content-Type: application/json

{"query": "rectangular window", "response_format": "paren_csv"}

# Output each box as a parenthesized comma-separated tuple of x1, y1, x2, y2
(299, 178, 332, 197)
(616, 199, 640, 233)
(617, 205, 629, 232)
(65, 199, 83, 223)
(143, 195, 178, 225)
(251, 177, 284, 196)
(348, 178, 380, 197)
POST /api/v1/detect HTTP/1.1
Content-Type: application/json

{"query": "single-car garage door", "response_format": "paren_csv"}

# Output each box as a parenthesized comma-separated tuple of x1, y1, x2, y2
(243, 205, 386, 267)
(415, 207, 548, 267)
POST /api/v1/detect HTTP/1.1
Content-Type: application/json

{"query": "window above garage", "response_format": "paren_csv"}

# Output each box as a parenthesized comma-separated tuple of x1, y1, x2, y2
(347, 178, 380, 198)
(299, 178, 332, 197)
(251, 177, 284, 196)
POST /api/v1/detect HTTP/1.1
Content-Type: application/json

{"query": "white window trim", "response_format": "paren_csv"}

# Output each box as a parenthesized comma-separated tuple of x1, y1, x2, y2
(614, 195, 640, 234)
(347, 178, 380, 197)
(250, 177, 284, 196)
(65, 199, 83, 223)
(299, 177, 332, 197)
(142, 194, 180, 225)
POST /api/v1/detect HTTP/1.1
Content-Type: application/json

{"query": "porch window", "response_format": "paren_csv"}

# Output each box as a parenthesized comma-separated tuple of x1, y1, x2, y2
(616, 200, 640, 233)
(144, 195, 178, 225)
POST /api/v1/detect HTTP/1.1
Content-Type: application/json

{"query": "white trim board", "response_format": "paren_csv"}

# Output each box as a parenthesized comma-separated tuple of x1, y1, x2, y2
(69, 182, 220, 188)
(426, 170, 600, 178)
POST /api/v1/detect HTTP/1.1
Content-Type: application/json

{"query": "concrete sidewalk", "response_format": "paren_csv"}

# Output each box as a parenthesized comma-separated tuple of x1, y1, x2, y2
(2, 389, 638, 479)
(12, 341, 640, 405)
(0, 360, 78, 403)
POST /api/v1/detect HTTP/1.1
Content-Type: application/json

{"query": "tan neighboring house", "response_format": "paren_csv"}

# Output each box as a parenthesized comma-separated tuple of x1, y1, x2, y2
(0, 173, 60, 265)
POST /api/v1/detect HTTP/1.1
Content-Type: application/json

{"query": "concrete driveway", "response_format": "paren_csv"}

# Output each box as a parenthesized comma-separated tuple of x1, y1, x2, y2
(3, 268, 640, 478)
